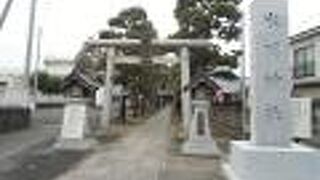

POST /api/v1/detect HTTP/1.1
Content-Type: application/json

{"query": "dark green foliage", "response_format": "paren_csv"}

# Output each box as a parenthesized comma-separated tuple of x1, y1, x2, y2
(99, 30, 123, 39)
(171, 0, 242, 74)
(173, 0, 242, 40)
(100, 7, 158, 61)
(31, 72, 63, 94)
(108, 7, 157, 40)
(98, 7, 169, 113)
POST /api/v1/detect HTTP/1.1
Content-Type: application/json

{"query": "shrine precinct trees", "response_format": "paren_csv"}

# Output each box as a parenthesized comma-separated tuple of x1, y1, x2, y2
(99, 7, 165, 114)
(171, 0, 242, 74)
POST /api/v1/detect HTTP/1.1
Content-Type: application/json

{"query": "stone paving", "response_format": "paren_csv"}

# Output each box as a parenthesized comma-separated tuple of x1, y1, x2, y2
(54, 108, 227, 180)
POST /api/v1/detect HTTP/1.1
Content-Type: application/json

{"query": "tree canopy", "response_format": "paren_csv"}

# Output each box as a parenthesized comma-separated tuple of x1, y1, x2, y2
(99, 7, 168, 113)
(171, 0, 242, 73)
(107, 7, 157, 40)
(99, 7, 159, 61)
(30, 72, 63, 95)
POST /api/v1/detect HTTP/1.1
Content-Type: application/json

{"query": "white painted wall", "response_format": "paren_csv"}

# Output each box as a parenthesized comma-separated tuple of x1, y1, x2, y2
(0, 74, 30, 107)
(292, 98, 312, 138)
(44, 60, 75, 77)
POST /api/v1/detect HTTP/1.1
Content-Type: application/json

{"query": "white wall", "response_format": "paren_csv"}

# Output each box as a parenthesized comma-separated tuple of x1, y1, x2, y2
(44, 60, 75, 77)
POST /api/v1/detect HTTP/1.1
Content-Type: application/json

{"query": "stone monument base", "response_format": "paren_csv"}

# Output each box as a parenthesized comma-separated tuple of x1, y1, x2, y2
(182, 138, 220, 156)
(54, 138, 97, 151)
(224, 141, 320, 180)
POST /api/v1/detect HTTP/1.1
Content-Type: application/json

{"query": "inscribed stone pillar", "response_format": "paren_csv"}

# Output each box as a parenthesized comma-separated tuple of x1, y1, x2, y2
(102, 47, 115, 129)
(250, 0, 292, 147)
(55, 98, 96, 150)
(180, 47, 192, 133)
(226, 1, 320, 180)
(182, 100, 219, 156)
(61, 99, 89, 140)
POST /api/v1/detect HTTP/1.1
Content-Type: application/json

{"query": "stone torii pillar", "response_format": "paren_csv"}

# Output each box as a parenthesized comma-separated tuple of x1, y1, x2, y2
(102, 47, 115, 130)
(180, 47, 192, 133)
(226, 1, 320, 180)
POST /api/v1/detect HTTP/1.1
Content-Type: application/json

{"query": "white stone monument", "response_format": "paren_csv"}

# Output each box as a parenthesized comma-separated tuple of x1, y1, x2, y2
(55, 98, 96, 150)
(182, 100, 219, 156)
(225, 1, 320, 180)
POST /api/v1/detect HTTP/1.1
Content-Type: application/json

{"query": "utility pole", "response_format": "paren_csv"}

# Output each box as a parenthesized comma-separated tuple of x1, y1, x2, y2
(0, 0, 15, 30)
(240, 10, 247, 139)
(34, 27, 42, 101)
(25, 0, 38, 93)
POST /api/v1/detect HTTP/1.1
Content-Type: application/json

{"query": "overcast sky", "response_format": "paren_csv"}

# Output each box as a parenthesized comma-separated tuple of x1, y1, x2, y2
(0, 0, 320, 73)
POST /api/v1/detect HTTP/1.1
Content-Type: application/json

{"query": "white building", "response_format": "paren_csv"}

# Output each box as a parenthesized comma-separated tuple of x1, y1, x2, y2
(43, 58, 75, 77)
(0, 73, 29, 107)
(290, 25, 320, 141)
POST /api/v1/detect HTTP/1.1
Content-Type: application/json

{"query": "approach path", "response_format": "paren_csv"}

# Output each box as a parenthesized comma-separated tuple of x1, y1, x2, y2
(55, 107, 226, 180)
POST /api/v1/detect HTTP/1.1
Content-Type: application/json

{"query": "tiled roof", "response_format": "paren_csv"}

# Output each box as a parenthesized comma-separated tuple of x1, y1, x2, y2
(289, 25, 320, 44)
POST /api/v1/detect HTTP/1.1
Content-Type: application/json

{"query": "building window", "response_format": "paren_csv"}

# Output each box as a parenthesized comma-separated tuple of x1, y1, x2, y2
(294, 45, 315, 78)
(0, 82, 7, 94)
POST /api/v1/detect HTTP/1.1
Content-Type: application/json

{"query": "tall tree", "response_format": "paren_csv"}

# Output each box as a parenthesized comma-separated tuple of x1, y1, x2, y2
(171, 0, 242, 73)
(30, 72, 63, 94)
(99, 7, 162, 114)
(100, 7, 157, 60)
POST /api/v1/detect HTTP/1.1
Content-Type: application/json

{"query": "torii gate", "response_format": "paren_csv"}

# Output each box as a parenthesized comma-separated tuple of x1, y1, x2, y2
(85, 39, 213, 132)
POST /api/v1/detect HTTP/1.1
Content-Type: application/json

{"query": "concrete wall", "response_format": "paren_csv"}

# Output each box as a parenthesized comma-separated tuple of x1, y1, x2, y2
(210, 103, 243, 140)
(33, 101, 100, 129)
(0, 107, 31, 133)
(33, 103, 64, 125)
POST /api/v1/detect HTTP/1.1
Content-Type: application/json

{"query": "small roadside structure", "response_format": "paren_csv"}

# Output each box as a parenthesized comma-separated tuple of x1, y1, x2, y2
(186, 67, 241, 105)
(61, 69, 100, 98)
(56, 69, 101, 150)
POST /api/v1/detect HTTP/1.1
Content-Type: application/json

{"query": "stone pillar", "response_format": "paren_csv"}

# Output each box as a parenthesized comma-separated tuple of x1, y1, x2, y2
(180, 47, 192, 134)
(250, 0, 291, 147)
(55, 98, 96, 150)
(226, 1, 320, 180)
(182, 100, 219, 156)
(102, 47, 115, 129)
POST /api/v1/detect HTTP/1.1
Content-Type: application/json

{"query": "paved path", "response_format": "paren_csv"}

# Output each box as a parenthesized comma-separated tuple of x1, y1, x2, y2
(0, 126, 59, 161)
(0, 125, 59, 174)
(55, 108, 170, 180)
(55, 108, 227, 180)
